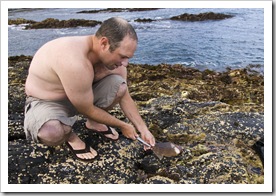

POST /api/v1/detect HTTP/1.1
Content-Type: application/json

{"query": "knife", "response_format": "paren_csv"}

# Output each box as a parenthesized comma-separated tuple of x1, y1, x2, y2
(136, 136, 152, 148)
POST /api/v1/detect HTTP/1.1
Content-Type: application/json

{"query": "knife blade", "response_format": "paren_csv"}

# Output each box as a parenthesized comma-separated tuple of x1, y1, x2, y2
(136, 136, 152, 148)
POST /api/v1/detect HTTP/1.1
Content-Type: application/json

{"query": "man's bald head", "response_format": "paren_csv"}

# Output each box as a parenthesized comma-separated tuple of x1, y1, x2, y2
(95, 17, 138, 52)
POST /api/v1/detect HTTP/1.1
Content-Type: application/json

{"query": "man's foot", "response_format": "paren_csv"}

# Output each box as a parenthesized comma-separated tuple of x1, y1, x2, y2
(66, 132, 97, 162)
(66, 141, 97, 162)
(85, 121, 119, 141)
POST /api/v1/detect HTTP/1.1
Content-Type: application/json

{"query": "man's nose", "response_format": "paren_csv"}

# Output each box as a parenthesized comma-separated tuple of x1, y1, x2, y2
(121, 58, 129, 67)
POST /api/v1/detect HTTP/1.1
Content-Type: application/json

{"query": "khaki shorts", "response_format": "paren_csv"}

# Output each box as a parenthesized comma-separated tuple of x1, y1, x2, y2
(24, 74, 126, 142)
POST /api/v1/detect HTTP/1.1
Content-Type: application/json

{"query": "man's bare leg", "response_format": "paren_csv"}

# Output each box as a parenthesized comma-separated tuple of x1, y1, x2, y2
(66, 131, 97, 160)
(85, 83, 127, 140)
(85, 120, 119, 140)
(38, 120, 97, 160)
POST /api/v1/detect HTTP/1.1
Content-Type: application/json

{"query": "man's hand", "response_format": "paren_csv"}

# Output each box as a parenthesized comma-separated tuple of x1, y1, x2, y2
(140, 130, 155, 150)
(120, 123, 139, 140)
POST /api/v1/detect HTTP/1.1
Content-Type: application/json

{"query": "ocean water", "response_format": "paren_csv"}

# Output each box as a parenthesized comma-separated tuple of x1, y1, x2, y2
(8, 8, 264, 73)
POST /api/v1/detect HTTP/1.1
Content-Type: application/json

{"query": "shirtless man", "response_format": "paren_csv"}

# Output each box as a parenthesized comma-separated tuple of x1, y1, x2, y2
(24, 17, 156, 162)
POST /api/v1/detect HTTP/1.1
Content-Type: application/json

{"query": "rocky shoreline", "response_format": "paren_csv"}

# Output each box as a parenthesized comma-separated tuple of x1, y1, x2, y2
(8, 55, 264, 184)
(8, 11, 234, 29)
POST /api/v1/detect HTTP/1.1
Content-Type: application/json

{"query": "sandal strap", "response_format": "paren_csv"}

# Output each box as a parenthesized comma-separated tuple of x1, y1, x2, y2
(99, 126, 114, 135)
(66, 142, 91, 154)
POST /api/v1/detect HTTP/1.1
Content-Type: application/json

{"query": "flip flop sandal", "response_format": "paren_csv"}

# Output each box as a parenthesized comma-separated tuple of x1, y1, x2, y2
(65, 141, 97, 162)
(87, 126, 119, 141)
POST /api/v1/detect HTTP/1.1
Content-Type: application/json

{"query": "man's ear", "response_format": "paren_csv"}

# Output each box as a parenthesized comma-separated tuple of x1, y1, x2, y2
(100, 37, 110, 51)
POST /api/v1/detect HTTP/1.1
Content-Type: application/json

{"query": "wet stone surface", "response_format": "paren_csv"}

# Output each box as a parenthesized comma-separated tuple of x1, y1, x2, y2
(8, 55, 264, 184)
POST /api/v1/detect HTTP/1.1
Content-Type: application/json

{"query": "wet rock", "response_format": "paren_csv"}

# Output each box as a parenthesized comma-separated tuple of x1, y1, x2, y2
(127, 63, 264, 113)
(9, 18, 101, 29)
(134, 18, 156, 23)
(25, 18, 102, 29)
(8, 55, 264, 184)
(8, 18, 36, 25)
(252, 138, 264, 166)
(142, 175, 177, 184)
(139, 154, 163, 174)
(170, 12, 233, 21)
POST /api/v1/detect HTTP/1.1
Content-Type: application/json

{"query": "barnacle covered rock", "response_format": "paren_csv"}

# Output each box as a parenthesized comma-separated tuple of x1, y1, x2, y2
(8, 56, 264, 184)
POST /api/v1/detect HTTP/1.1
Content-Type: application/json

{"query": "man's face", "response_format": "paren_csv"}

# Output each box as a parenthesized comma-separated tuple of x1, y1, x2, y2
(103, 36, 137, 70)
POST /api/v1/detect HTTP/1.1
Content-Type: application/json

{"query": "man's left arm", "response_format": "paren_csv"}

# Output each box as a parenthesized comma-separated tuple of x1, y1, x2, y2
(119, 88, 155, 148)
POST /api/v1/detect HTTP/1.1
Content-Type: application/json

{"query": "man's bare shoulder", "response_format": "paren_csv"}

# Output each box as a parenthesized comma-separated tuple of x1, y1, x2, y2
(41, 36, 92, 67)
(44, 36, 91, 53)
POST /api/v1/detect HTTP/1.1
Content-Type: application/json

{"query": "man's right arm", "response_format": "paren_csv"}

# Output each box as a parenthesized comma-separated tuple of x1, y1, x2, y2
(55, 59, 137, 139)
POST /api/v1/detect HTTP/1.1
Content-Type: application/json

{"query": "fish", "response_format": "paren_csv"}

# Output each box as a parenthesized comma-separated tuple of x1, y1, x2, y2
(152, 142, 183, 160)
(136, 136, 183, 160)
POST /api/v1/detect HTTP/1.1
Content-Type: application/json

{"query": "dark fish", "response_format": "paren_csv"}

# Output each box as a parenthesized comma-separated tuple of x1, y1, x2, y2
(136, 136, 183, 159)
(152, 142, 183, 160)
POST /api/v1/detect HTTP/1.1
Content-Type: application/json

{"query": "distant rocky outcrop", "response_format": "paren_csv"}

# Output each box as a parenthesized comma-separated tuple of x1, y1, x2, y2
(134, 18, 156, 23)
(8, 18, 101, 29)
(8, 55, 264, 184)
(8, 18, 36, 25)
(170, 12, 233, 21)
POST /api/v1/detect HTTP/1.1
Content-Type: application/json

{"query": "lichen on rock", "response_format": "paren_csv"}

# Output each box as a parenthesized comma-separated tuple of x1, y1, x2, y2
(8, 55, 264, 184)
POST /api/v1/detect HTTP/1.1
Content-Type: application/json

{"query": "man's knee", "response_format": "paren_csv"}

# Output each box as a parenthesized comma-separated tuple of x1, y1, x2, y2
(37, 120, 71, 146)
(117, 82, 127, 99)
(108, 82, 127, 110)
(93, 75, 127, 108)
